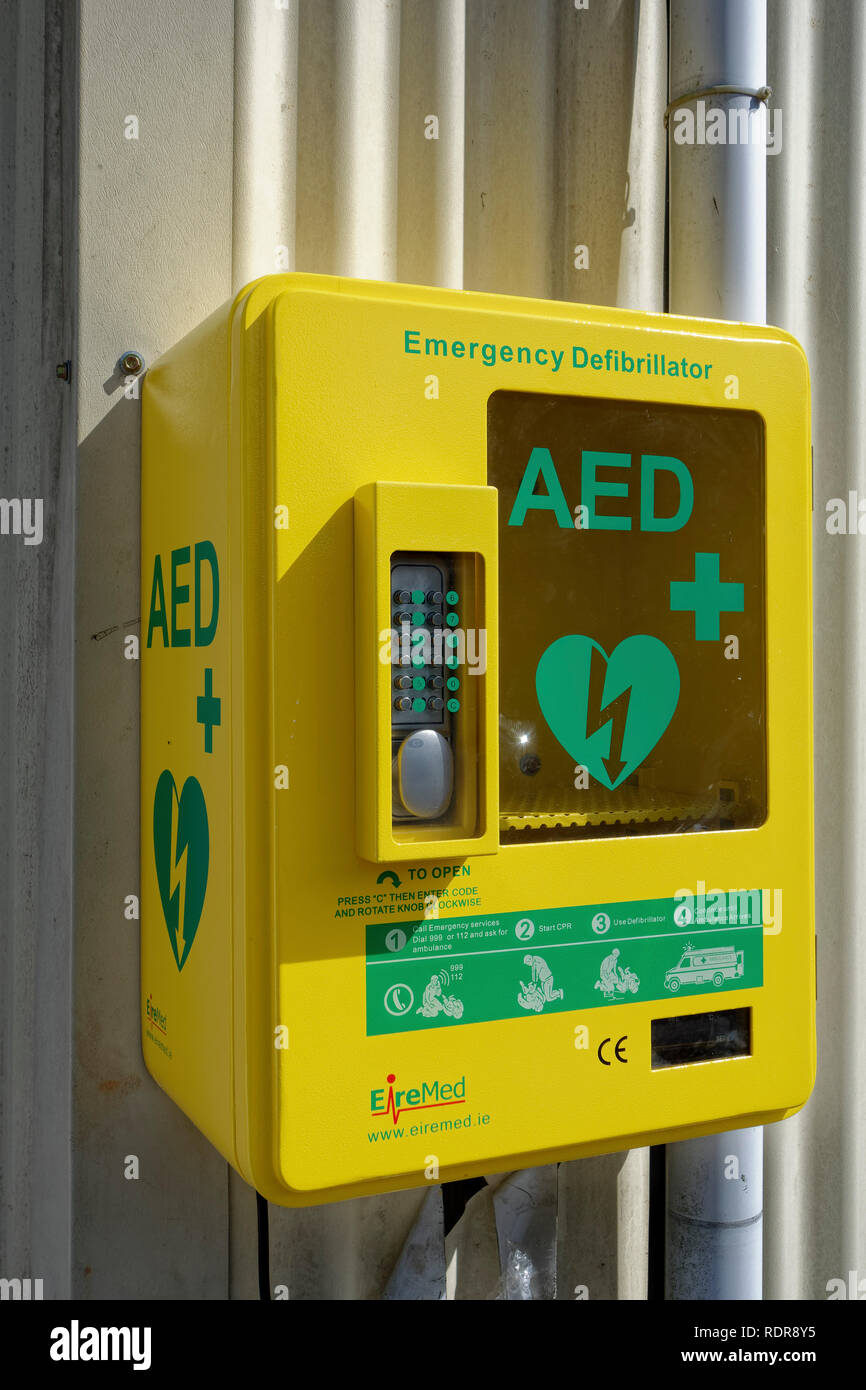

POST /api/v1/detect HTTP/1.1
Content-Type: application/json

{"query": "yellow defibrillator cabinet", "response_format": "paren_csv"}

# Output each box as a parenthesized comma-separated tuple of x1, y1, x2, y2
(141, 274, 815, 1206)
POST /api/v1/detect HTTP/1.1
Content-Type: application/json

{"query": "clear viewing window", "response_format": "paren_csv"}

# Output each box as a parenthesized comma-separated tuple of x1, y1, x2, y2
(488, 390, 767, 843)
(651, 1008, 752, 1069)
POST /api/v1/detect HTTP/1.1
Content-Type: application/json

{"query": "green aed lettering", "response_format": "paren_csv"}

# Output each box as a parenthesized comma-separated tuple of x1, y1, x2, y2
(507, 448, 694, 532)
(147, 540, 220, 648)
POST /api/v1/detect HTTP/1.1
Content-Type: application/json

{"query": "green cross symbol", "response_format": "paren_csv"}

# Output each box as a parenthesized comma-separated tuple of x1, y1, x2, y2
(196, 667, 221, 752)
(669, 552, 744, 640)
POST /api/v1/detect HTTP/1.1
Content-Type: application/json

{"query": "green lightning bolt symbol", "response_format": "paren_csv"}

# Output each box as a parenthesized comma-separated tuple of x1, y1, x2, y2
(168, 797, 189, 966)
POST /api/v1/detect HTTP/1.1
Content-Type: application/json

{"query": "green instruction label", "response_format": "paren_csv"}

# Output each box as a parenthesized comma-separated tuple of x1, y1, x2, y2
(366, 892, 763, 1036)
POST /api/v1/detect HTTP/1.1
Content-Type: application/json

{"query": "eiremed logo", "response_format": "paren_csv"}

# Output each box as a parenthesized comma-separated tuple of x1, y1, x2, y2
(371, 1072, 466, 1125)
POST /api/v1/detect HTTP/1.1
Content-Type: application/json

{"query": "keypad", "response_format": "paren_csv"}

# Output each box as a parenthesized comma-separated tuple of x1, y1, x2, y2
(390, 561, 459, 731)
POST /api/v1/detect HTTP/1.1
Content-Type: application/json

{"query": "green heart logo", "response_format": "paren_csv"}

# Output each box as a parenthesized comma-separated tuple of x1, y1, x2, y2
(153, 770, 209, 970)
(536, 635, 680, 790)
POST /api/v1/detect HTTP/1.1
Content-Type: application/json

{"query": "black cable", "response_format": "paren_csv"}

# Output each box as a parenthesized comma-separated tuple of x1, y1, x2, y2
(441, 1176, 487, 1237)
(256, 1191, 271, 1300)
(647, 1144, 666, 1300)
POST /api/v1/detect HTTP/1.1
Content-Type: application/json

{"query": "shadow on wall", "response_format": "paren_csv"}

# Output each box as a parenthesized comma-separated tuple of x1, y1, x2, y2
(75, 392, 229, 1299)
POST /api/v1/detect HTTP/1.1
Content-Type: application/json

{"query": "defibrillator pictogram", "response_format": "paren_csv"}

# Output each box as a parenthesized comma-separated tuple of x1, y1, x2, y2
(535, 634, 680, 790)
(152, 770, 209, 971)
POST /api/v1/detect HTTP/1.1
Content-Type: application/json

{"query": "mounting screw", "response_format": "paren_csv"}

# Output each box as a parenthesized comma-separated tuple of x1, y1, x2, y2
(519, 754, 542, 776)
(118, 350, 145, 376)
(56, 361, 72, 381)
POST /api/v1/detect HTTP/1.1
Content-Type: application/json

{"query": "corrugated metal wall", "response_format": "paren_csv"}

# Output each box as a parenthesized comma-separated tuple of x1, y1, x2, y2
(7, 0, 856, 1298)
(0, 0, 77, 1301)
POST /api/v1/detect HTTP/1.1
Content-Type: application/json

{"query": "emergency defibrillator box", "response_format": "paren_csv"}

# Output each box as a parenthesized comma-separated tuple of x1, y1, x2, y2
(141, 273, 815, 1206)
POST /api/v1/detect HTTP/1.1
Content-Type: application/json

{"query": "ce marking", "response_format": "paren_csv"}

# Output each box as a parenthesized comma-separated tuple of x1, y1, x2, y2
(597, 1034, 629, 1065)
